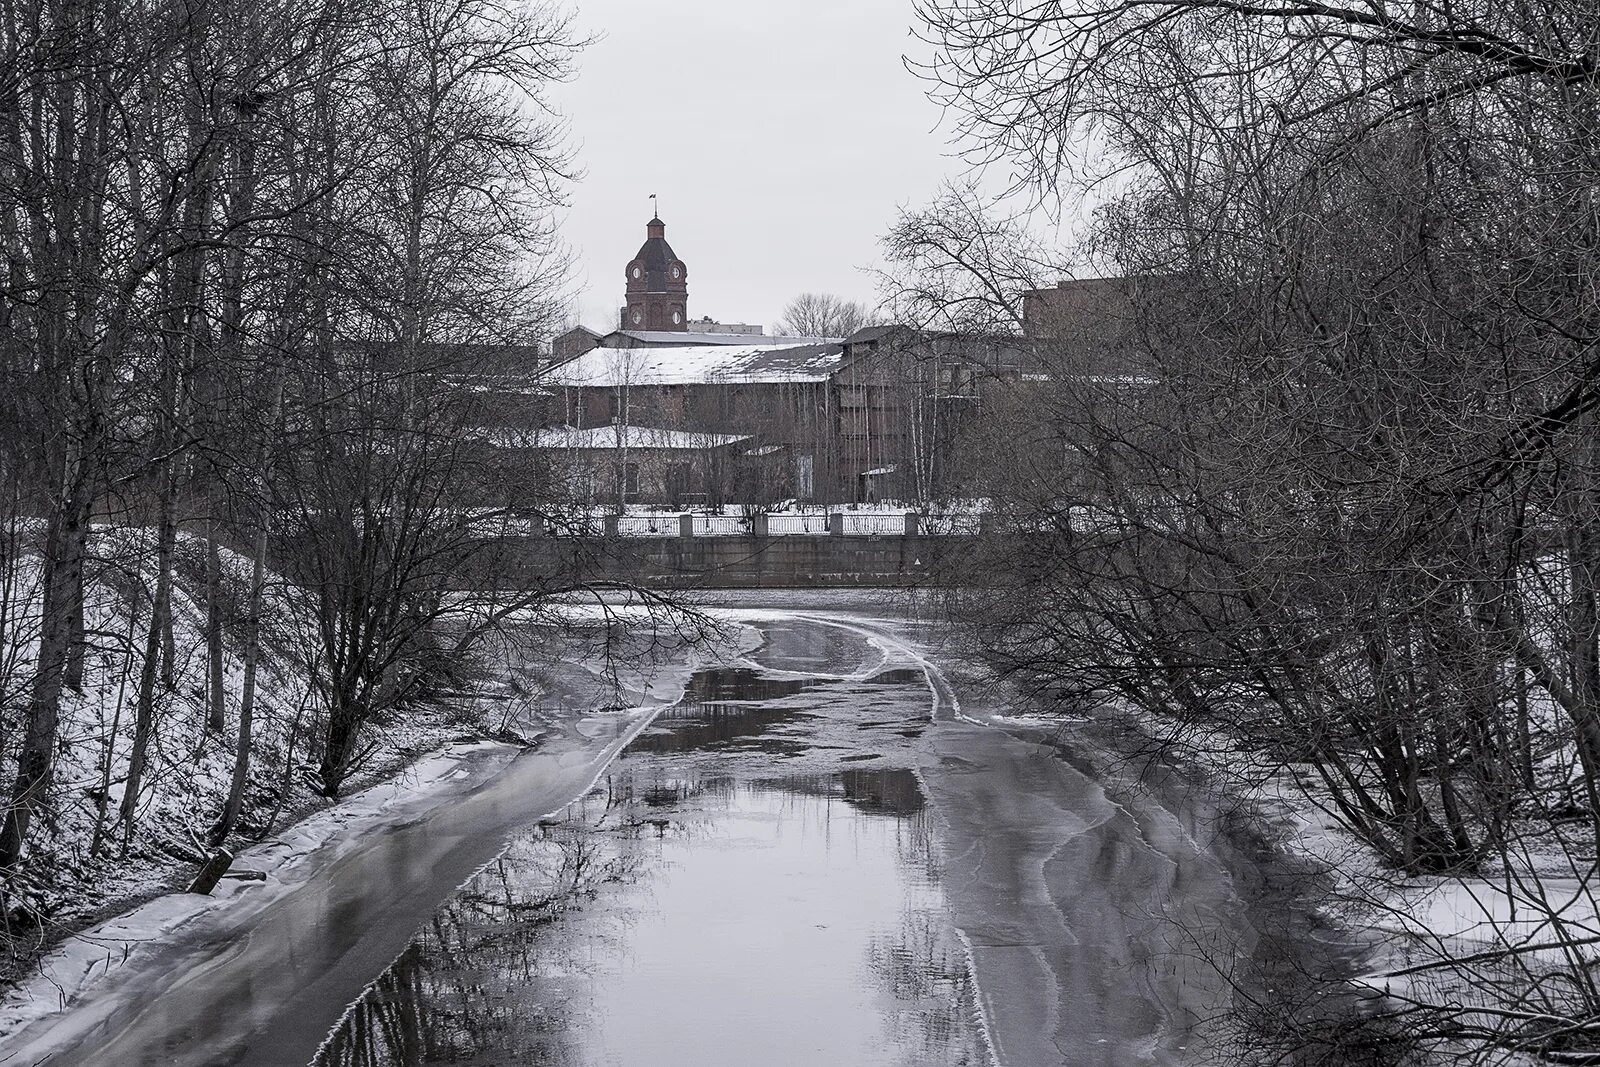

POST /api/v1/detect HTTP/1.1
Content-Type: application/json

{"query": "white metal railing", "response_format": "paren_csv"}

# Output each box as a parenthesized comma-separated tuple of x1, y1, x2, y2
(767, 512, 831, 536)
(841, 512, 907, 537)
(524, 508, 990, 537)
(615, 515, 680, 537)
(695, 514, 748, 536)
(545, 513, 603, 536)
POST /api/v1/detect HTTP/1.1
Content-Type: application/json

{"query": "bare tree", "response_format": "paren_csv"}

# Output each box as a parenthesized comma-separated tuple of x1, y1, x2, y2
(906, 0, 1600, 1057)
(0, 0, 594, 920)
(271, 0, 581, 798)
(778, 292, 871, 338)
(878, 181, 1051, 334)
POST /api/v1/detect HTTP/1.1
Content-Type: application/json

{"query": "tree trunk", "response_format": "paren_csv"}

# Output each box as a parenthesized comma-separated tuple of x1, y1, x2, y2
(212, 523, 267, 845)
(160, 579, 177, 691)
(213, 370, 282, 844)
(64, 565, 86, 692)
(118, 463, 180, 854)
(1515, 667, 1535, 794)
(187, 847, 234, 895)
(318, 704, 360, 799)
(0, 484, 92, 874)
(206, 525, 226, 733)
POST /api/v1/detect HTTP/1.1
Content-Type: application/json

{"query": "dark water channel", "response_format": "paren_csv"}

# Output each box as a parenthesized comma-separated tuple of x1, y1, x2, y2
(313, 656, 992, 1067)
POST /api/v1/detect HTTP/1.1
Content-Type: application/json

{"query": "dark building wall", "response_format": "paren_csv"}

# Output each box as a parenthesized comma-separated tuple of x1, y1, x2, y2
(552, 328, 601, 362)
(826, 333, 1003, 503)
(554, 379, 842, 502)
(550, 359, 995, 505)
(1021, 276, 1155, 376)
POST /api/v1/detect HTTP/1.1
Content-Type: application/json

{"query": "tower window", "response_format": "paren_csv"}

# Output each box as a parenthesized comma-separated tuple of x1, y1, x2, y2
(631, 266, 641, 278)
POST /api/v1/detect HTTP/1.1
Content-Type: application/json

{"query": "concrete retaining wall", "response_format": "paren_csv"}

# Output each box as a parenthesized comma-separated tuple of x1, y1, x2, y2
(485, 534, 965, 588)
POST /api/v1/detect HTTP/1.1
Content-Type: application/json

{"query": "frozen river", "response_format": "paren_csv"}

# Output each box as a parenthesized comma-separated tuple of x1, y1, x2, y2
(0, 598, 1357, 1066)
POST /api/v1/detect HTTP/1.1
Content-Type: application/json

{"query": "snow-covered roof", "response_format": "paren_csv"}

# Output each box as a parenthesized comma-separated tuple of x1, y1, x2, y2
(610, 330, 835, 347)
(542, 342, 844, 387)
(487, 424, 752, 451)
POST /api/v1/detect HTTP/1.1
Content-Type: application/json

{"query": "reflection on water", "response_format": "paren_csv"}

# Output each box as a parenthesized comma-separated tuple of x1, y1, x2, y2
(843, 767, 926, 816)
(624, 668, 812, 755)
(17, 610, 1377, 1067)
(684, 666, 811, 704)
(865, 669, 926, 686)
(317, 653, 991, 1067)
(314, 839, 630, 1067)
(758, 768, 927, 819)
(317, 768, 988, 1067)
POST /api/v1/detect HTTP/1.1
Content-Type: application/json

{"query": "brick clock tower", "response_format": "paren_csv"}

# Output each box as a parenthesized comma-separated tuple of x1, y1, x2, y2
(623, 215, 688, 331)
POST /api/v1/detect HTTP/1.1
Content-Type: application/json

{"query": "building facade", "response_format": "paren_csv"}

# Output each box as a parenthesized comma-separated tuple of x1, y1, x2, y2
(522, 213, 1041, 507)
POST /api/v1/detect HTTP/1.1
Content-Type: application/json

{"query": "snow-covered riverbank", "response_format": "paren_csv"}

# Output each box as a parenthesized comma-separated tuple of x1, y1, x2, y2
(0, 679, 689, 1066)
(0, 572, 721, 1062)
(0, 736, 518, 1044)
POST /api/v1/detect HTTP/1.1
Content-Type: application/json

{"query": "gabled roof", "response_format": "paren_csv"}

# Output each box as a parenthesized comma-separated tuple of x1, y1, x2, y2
(542, 342, 844, 387)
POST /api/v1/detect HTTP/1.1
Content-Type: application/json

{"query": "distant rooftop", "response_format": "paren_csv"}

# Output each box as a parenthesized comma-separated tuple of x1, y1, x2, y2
(609, 329, 833, 347)
(543, 342, 844, 387)
(683, 316, 765, 335)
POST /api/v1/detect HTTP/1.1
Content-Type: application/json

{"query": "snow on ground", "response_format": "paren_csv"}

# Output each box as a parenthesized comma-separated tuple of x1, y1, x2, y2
(2, 531, 309, 925)
(0, 737, 516, 1040)
(1383, 877, 1600, 946)
(0, 526, 630, 989)
(1137, 704, 1600, 1063)
(0, 581, 711, 1052)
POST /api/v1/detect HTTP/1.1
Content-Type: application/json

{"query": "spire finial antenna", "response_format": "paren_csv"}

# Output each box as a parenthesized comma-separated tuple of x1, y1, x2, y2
(649, 192, 657, 219)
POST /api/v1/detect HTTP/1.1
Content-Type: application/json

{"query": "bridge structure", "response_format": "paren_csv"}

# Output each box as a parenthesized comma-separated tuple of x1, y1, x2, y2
(483, 510, 992, 589)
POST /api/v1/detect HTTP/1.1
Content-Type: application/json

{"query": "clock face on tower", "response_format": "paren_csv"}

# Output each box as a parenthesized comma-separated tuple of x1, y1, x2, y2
(631, 266, 641, 279)
(671, 266, 681, 279)
(632, 310, 642, 324)
(672, 310, 681, 324)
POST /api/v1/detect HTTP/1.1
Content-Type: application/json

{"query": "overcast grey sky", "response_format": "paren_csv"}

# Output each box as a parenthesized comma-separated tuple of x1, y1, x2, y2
(552, 0, 960, 333)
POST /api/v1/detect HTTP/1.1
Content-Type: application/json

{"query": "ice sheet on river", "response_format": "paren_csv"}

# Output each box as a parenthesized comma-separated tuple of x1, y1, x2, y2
(917, 720, 1252, 1065)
